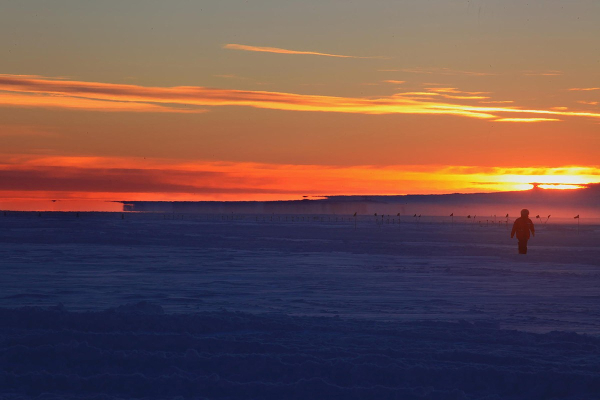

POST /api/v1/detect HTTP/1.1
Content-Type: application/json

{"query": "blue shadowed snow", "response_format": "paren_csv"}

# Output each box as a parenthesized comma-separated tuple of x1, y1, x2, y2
(1, 304, 599, 400)
(0, 212, 599, 399)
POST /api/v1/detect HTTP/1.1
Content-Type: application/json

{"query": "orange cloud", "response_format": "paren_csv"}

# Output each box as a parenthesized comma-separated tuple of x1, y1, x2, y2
(424, 87, 490, 100)
(1, 75, 600, 122)
(382, 80, 406, 84)
(223, 43, 376, 59)
(494, 118, 561, 123)
(438, 94, 490, 100)
(0, 91, 202, 113)
(426, 87, 488, 95)
(395, 92, 441, 97)
(577, 101, 599, 106)
(569, 88, 600, 91)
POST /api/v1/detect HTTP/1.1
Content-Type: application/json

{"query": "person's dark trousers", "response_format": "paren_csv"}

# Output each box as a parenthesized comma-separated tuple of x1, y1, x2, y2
(518, 240, 528, 254)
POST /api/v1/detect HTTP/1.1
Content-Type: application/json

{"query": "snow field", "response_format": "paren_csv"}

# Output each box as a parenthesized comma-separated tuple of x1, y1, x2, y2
(1, 213, 599, 399)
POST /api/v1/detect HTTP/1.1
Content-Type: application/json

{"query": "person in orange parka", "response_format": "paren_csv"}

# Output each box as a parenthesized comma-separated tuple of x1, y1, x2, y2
(511, 208, 535, 254)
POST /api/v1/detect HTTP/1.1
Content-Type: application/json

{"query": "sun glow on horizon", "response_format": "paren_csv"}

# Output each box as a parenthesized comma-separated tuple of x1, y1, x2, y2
(0, 155, 598, 211)
(537, 184, 586, 190)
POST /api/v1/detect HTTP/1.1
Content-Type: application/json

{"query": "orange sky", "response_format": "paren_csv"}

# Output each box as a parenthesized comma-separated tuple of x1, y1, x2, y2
(0, 1, 599, 210)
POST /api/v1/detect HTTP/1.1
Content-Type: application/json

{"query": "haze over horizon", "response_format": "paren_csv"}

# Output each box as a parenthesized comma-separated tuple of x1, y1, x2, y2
(1, 1, 599, 211)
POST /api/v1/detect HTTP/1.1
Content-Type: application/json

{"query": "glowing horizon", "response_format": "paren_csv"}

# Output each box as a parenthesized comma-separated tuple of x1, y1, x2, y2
(1, 155, 598, 209)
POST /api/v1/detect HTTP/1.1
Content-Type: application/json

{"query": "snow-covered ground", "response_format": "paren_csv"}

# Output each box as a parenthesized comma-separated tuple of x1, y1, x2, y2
(1, 213, 599, 399)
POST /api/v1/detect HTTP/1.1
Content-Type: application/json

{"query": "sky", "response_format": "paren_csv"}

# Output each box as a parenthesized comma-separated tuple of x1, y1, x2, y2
(0, 0, 599, 210)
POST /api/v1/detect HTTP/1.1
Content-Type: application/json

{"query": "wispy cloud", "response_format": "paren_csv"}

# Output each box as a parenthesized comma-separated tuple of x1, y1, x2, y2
(1, 74, 599, 122)
(0, 91, 201, 113)
(382, 80, 406, 84)
(426, 88, 488, 95)
(577, 101, 598, 106)
(569, 87, 600, 91)
(223, 43, 379, 59)
(442, 94, 490, 100)
(425, 87, 490, 100)
(494, 118, 561, 123)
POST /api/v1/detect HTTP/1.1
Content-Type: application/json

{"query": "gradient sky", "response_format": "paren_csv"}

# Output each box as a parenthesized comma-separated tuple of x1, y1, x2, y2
(1, 0, 599, 210)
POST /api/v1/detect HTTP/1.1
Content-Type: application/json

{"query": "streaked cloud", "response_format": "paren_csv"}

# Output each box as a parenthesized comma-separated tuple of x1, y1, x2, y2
(223, 43, 379, 59)
(577, 101, 598, 106)
(396, 92, 440, 97)
(426, 88, 488, 95)
(494, 118, 561, 123)
(382, 80, 406, 84)
(1, 74, 599, 122)
(425, 88, 490, 100)
(0, 91, 203, 113)
(442, 95, 490, 100)
(569, 87, 600, 91)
